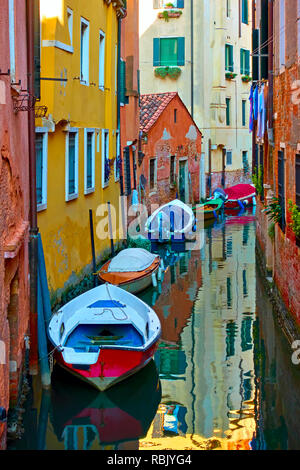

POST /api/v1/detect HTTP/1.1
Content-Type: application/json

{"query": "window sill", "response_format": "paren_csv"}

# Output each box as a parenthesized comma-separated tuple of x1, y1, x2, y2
(80, 80, 89, 86)
(102, 182, 109, 189)
(99, 86, 105, 91)
(66, 193, 78, 202)
(84, 187, 95, 196)
(37, 203, 47, 212)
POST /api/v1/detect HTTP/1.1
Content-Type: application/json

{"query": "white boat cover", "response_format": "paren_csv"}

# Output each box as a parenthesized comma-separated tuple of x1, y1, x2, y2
(147, 199, 194, 233)
(107, 248, 159, 273)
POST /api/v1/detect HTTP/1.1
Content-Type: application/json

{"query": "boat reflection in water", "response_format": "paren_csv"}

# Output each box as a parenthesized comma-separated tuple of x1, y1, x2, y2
(50, 360, 161, 450)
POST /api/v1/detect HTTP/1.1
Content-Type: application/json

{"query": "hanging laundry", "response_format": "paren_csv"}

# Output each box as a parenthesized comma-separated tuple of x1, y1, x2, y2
(253, 84, 259, 121)
(257, 84, 265, 140)
(249, 85, 254, 132)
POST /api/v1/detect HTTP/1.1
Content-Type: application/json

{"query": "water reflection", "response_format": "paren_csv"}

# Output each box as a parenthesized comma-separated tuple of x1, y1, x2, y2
(12, 210, 300, 450)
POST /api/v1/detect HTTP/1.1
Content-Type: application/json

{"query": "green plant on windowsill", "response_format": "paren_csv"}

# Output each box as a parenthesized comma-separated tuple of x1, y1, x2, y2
(262, 196, 282, 224)
(159, 9, 182, 21)
(165, 2, 175, 7)
(154, 66, 181, 79)
(252, 165, 263, 196)
(288, 200, 300, 239)
(225, 72, 237, 80)
(242, 75, 252, 83)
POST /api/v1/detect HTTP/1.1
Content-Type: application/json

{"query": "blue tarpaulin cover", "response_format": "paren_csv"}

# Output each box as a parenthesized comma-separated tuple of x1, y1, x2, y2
(88, 300, 126, 309)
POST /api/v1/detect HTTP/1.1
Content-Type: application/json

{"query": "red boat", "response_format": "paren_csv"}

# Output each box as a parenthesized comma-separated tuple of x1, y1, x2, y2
(48, 284, 161, 391)
(224, 184, 256, 210)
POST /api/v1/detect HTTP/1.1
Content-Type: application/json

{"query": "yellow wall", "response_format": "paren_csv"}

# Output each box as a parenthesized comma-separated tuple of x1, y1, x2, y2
(37, 0, 122, 299)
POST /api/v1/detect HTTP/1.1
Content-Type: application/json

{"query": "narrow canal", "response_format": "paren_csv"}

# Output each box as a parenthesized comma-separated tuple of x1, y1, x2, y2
(10, 211, 300, 451)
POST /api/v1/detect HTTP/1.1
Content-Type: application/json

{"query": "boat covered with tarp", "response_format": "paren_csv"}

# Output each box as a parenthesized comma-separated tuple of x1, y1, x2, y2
(48, 283, 161, 391)
(145, 199, 196, 243)
(224, 184, 256, 209)
(97, 248, 161, 294)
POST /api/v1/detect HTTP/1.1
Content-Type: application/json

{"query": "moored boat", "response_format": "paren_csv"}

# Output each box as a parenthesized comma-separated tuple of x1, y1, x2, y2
(97, 248, 161, 294)
(224, 184, 256, 209)
(195, 198, 224, 221)
(145, 199, 196, 243)
(48, 283, 161, 392)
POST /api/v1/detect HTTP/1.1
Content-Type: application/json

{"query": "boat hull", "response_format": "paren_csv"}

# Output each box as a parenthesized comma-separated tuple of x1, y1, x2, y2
(98, 259, 160, 294)
(55, 341, 158, 392)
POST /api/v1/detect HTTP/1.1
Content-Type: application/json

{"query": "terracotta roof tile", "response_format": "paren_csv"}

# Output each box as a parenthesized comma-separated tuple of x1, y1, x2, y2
(140, 92, 178, 133)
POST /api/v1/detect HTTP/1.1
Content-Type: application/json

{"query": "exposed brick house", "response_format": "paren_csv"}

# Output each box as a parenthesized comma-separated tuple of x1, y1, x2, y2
(138, 92, 202, 212)
(0, 0, 31, 448)
(254, 0, 300, 328)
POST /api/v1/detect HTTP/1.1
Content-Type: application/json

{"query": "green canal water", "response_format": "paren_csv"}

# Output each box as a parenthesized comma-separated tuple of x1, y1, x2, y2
(10, 210, 300, 450)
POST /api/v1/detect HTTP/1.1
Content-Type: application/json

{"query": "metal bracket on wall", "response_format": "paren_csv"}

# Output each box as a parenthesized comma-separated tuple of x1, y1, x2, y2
(0, 69, 10, 76)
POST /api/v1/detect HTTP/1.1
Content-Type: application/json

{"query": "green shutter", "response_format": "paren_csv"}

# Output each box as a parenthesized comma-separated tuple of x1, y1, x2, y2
(120, 60, 126, 104)
(177, 0, 184, 8)
(229, 45, 234, 71)
(242, 0, 248, 24)
(153, 38, 160, 66)
(177, 37, 185, 66)
(245, 50, 250, 75)
(240, 49, 244, 74)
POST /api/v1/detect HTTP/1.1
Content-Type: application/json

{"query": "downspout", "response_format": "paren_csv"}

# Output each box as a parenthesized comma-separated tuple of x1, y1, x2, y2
(190, 0, 194, 118)
(26, 0, 39, 374)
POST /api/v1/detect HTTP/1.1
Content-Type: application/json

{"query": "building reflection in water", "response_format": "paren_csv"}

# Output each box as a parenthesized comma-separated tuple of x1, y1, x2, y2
(140, 216, 257, 450)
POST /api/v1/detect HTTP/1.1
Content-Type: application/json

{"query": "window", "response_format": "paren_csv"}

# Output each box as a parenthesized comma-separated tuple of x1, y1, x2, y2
(120, 59, 127, 105)
(170, 156, 176, 184)
(153, 37, 185, 67)
(240, 49, 250, 75)
(278, 150, 285, 230)
(98, 31, 105, 90)
(35, 130, 48, 211)
(226, 150, 232, 166)
(67, 8, 73, 47)
(84, 130, 95, 194)
(149, 158, 157, 190)
(80, 18, 89, 85)
(8, 0, 16, 82)
(65, 130, 78, 201)
(242, 151, 249, 175)
(174, 109, 177, 123)
(242, 100, 246, 126)
(225, 44, 234, 72)
(242, 0, 248, 24)
(226, 0, 231, 17)
(226, 98, 231, 126)
(153, 0, 184, 7)
(296, 154, 300, 209)
(115, 130, 120, 182)
(102, 130, 109, 187)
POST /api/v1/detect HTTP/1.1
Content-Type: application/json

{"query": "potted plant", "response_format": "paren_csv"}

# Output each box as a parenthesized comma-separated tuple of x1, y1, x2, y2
(225, 72, 237, 80)
(242, 75, 252, 83)
(154, 66, 181, 79)
(263, 197, 282, 224)
(158, 9, 182, 21)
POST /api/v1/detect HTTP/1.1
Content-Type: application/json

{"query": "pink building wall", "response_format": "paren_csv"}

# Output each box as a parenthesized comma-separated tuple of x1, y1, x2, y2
(0, 0, 30, 449)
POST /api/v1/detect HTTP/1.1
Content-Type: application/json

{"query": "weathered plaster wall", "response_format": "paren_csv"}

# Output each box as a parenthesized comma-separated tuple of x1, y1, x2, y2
(0, 0, 30, 449)
(139, 95, 202, 211)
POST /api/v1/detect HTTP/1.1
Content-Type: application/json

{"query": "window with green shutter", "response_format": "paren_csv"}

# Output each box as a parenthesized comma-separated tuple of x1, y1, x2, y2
(153, 37, 185, 67)
(226, 98, 231, 126)
(240, 49, 250, 75)
(242, 100, 246, 126)
(242, 0, 248, 24)
(120, 59, 128, 105)
(225, 44, 234, 72)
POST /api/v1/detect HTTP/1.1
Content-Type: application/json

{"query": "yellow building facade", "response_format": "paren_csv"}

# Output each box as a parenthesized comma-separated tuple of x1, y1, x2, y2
(36, 0, 126, 301)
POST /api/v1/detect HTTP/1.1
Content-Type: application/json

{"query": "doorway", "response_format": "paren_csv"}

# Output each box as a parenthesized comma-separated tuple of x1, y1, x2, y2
(179, 160, 188, 203)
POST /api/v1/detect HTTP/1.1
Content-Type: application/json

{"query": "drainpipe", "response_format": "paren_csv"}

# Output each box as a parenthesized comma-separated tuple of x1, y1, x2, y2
(26, 0, 39, 374)
(190, 0, 194, 118)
